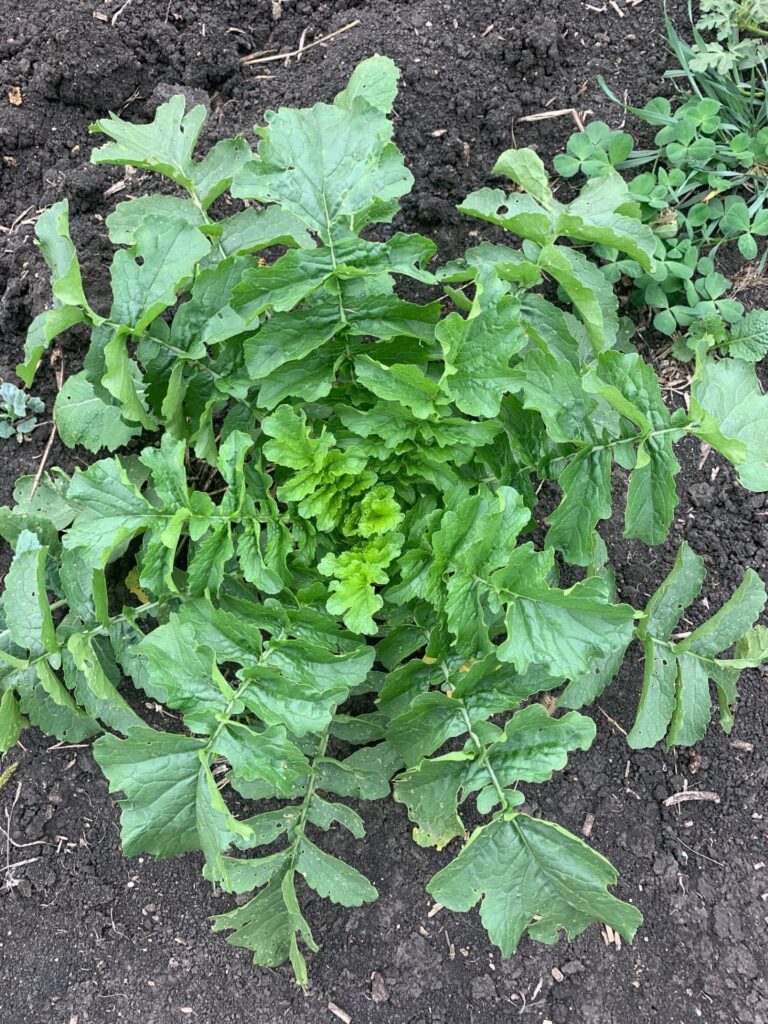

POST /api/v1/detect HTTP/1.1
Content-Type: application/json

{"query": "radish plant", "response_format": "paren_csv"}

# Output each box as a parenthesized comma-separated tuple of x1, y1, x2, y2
(2, 57, 767, 982)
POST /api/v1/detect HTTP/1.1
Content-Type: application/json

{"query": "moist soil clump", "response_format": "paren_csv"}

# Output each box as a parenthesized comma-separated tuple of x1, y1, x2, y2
(1, 2, 767, 1023)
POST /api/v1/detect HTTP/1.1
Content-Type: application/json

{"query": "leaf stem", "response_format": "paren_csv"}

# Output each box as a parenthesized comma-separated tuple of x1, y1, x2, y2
(206, 634, 285, 753)
(457, 702, 509, 813)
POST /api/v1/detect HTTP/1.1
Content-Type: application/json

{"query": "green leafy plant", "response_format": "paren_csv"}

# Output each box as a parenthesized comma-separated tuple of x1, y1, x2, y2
(559, 98, 768, 334)
(579, 0, 768, 336)
(3, 59, 768, 983)
(0, 383, 44, 443)
(553, 120, 634, 179)
(673, 307, 768, 361)
(679, 0, 768, 77)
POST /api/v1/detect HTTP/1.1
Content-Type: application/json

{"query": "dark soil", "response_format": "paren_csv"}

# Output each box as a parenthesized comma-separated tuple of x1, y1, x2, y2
(1, 1, 767, 1022)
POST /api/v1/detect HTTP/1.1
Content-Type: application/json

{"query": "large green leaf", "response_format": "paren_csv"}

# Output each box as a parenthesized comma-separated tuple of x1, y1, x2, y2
(295, 836, 377, 906)
(233, 234, 436, 319)
(495, 559, 635, 678)
(232, 57, 410, 242)
(538, 244, 619, 351)
(110, 216, 211, 332)
(32, 200, 90, 310)
(211, 871, 317, 983)
(91, 95, 250, 210)
(394, 705, 595, 848)
(65, 633, 143, 734)
(436, 297, 526, 417)
(14, 662, 99, 743)
(458, 188, 556, 245)
(0, 689, 26, 753)
(629, 544, 767, 748)
(428, 486, 530, 655)
(2, 531, 57, 656)
(585, 352, 681, 545)
(428, 814, 643, 955)
(18, 307, 85, 389)
(726, 310, 768, 362)
(17, 200, 95, 385)
(691, 357, 768, 491)
(136, 616, 235, 733)
(64, 458, 156, 567)
(94, 727, 207, 858)
(244, 295, 438, 380)
(55, 371, 141, 452)
(239, 640, 373, 736)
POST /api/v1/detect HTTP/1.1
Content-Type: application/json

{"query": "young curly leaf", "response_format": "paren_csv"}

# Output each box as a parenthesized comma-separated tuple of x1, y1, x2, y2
(319, 534, 403, 635)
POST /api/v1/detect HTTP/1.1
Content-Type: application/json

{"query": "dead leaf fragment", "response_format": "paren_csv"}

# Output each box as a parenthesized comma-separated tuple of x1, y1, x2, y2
(371, 971, 389, 1004)
(663, 790, 720, 808)
(8, 87, 22, 107)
